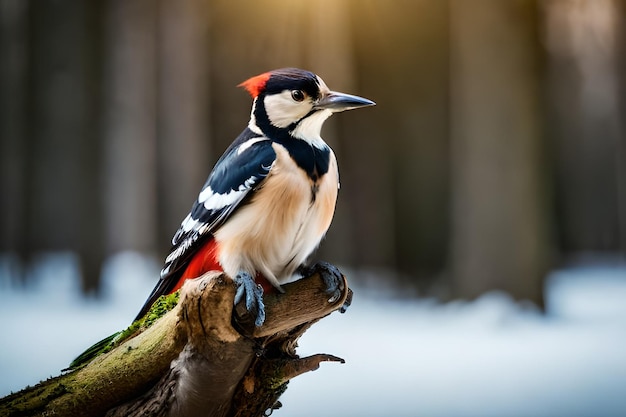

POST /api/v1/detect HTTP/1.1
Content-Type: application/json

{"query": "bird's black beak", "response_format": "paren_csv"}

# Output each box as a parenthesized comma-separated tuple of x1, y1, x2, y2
(315, 91, 376, 112)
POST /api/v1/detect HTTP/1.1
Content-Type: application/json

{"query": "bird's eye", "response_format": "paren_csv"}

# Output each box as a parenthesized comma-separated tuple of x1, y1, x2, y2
(291, 90, 305, 102)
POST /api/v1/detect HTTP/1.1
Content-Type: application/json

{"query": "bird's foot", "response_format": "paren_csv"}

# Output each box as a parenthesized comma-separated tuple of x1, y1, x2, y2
(234, 271, 265, 327)
(301, 261, 350, 312)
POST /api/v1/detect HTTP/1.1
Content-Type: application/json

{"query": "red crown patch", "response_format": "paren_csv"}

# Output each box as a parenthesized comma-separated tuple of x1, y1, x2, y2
(238, 72, 272, 98)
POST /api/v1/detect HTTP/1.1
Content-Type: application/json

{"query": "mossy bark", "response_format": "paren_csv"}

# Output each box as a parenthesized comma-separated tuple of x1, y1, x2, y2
(0, 270, 350, 417)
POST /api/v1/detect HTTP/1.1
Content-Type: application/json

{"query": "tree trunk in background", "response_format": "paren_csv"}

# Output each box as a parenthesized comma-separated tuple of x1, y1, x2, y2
(207, 0, 310, 158)
(76, 1, 106, 293)
(156, 0, 211, 257)
(544, 0, 626, 256)
(449, 0, 551, 305)
(388, 2, 450, 287)
(103, 0, 158, 257)
(22, 1, 105, 292)
(620, 0, 626, 255)
(0, 0, 28, 279)
(25, 0, 78, 260)
(348, 0, 450, 284)
(304, 0, 358, 264)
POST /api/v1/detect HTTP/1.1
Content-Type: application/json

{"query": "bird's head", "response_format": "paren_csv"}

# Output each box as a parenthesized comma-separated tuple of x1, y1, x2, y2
(239, 68, 375, 143)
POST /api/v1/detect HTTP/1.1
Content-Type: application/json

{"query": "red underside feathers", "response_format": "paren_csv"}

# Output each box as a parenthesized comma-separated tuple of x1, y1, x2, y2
(171, 239, 221, 293)
(170, 239, 276, 294)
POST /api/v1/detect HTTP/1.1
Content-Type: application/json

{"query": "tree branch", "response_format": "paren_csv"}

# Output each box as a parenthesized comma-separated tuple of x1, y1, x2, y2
(1, 270, 350, 417)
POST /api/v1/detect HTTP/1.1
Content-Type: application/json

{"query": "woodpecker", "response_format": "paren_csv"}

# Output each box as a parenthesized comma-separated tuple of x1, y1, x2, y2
(136, 68, 374, 326)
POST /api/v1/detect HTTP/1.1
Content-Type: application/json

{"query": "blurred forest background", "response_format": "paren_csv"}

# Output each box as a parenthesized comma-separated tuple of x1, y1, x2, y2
(1, 0, 625, 308)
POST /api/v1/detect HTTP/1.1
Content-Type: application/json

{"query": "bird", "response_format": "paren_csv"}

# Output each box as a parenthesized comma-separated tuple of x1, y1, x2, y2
(135, 67, 375, 326)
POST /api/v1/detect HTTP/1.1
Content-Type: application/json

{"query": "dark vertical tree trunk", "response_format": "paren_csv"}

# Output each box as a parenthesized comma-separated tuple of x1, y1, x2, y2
(0, 0, 28, 282)
(207, 0, 309, 156)
(303, 0, 358, 264)
(347, 0, 450, 284)
(448, 0, 551, 305)
(544, 0, 626, 256)
(102, 0, 158, 257)
(77, 0, 106, 293)
(155, 0, 212, 257)
(618, 0, 626, 255)
(11, 1, 106, 292)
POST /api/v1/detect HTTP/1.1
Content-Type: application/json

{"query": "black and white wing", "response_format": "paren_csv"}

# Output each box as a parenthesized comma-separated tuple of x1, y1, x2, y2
(134, 130, 276, 321)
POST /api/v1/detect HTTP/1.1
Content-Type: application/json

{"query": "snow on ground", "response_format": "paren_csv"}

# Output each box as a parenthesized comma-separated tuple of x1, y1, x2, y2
(1, 253, 625, 417)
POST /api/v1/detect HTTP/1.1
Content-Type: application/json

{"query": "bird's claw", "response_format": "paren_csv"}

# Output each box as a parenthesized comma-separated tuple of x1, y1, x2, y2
(302, 261, 348, 310)
(340, 288, 353, 314)
(234, 272, 265, 327)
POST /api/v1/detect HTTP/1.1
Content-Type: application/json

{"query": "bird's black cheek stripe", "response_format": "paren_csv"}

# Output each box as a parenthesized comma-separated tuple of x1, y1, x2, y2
(287, 108, 318, 132)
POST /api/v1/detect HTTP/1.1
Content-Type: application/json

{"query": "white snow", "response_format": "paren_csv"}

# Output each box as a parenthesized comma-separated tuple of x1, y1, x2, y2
(1, 253, 625, 417)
